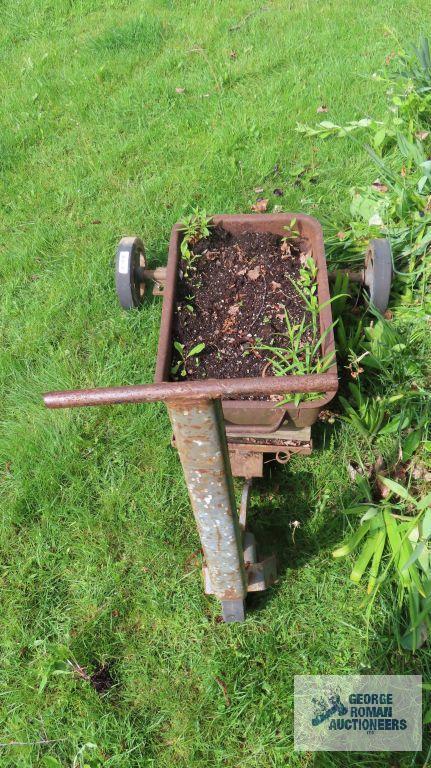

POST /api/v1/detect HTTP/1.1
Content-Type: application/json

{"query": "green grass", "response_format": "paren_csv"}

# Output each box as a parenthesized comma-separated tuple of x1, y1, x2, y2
(1, 1, 431, 766)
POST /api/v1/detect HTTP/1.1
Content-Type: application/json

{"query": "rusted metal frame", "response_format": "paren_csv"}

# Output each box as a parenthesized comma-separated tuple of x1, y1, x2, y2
(229, 442, 312, 456)
(43, 373, 338, 410)
(167, 398, 247, 605)
(239, 480, 252, 531)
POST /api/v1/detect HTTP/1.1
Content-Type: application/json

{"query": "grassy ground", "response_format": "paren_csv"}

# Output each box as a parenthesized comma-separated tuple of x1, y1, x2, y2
(1, 1, 431, 766)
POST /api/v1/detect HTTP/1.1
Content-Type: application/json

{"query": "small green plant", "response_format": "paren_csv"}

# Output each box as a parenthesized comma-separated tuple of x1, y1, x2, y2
(179, 208, 212, 271)
(282, 217, 299, 239)
(171, 340, 206, 378)
(333, 478, 431, 651)
(339, 382, 407, 438)
(255, 255, 343, 405)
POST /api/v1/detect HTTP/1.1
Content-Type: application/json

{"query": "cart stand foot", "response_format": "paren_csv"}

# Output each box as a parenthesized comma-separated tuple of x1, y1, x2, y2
(221, 599, 245, 623)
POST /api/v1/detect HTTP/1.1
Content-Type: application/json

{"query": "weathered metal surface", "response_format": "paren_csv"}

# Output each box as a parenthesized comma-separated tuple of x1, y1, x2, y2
(204, 549, 277, 594)
(227, 425, 311, 442)
(247, 556, 278, 592)
(229, 450, 263, 479)
(139, 266, 167, 296)
(239, 480, 252, 531)
(154, 213, 338, 429)
(43, 373, 337, 410)
(221, 600, 245, 622)
(168, 398, 247, 602)
(243, 531, 257, 565)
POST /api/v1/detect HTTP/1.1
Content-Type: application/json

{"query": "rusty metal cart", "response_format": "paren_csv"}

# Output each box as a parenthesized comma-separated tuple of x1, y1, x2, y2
(43, 214, 392, 622)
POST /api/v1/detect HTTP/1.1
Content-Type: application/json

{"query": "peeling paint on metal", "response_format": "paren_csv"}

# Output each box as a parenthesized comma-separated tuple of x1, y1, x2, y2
(168, 398, 246, 600)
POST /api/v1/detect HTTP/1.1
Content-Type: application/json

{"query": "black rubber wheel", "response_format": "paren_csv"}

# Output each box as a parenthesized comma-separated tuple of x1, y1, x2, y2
(363, 238, 393, 314)
(115, 236, 146, 309)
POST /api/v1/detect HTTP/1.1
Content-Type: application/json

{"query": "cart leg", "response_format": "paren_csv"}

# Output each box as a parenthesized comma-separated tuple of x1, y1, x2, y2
(168, 398, 247, 619)
(221, 599, 245, 623)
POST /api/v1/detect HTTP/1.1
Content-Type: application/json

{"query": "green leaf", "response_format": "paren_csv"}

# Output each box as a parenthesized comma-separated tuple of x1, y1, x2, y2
(343, 504, 377, 517)
(188, 342, 205, 357)
(417, 493, 431, 511)
(367, 529, 386, 594)
(350, 532, 380, 583)
(424, 709, 431, 725)
(332, 521, 371, 558)
(401, 541, 426, 572)
(422, 509, 431, 538)
(402, 429, 422, 461)
(379, 477, 415, 504)
(360, 508, 379, 523)
(384, 510, 407, 581)
(173, 340, 184, 354)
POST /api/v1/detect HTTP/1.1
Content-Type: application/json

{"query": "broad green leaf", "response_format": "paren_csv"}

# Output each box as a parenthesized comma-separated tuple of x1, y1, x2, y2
(401, 541, 426, 572)
(360, 508, 379, 523)
(332, 521, 371, 558)
(343, 504, 377, 516)
(422, 509, 431, 538)
(379, 477, 415, 504)
(384, 510, 408, 582)
(188, 342, 205, 357)
(367, 529, 386, 594)
(173, 340, 184, 354)
(417, 493, 431, 511)
(350, 532, 380, 583)
(402, 429, 422, 461)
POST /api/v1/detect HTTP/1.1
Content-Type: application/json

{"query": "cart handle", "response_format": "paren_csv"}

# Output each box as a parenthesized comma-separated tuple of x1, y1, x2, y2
(43, 374, 338, 410)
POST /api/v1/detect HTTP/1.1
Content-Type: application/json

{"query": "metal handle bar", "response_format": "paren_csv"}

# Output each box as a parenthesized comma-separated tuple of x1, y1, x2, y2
(43, 374, 338, 410)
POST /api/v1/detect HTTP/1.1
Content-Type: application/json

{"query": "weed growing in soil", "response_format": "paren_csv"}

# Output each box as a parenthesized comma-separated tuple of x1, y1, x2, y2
(255, 255, 338, 406)
(171, 340, 206, 378)
(179, 208, 212, 273)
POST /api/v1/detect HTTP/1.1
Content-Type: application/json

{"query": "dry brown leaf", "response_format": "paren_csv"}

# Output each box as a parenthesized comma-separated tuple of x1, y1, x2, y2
(337, 231, 347, 240)
(251, 198, 268, 213)
(228, 304, 240, 315)
(416, 131, 430, 141)
(317, 105, 328, 113)
(299, 250, 312, 265)
(254, 186, 264, 193)
(270, 281, 281, 291)
(247, 265, 262, 281)
(280, 240, 291, 255)
(237, 267, 247, 276)
(175, 87, 185, 94)
(372, 179, 388, 193)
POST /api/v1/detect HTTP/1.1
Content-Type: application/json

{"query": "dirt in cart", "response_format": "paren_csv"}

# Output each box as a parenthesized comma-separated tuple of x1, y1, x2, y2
(171, 226, 314, 380)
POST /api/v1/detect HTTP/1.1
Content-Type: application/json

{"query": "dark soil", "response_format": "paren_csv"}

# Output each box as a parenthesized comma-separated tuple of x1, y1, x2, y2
(172, 226, 312, 380)
(90, 664, 115, 694)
